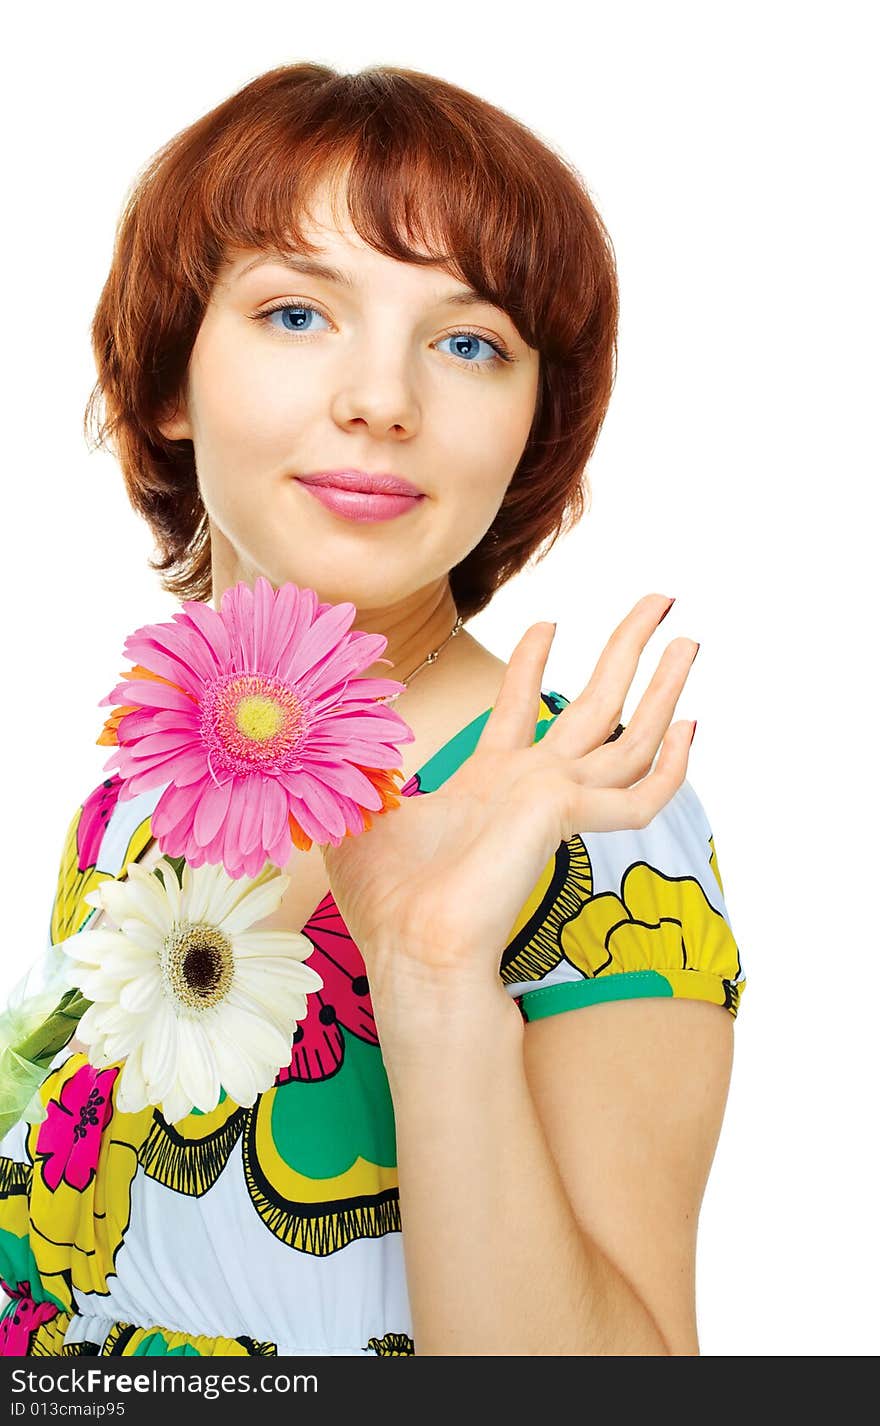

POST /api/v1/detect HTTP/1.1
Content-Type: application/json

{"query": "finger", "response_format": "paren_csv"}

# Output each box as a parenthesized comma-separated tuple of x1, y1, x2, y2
(563, 718, 695, 835)
(477, 622, 556, 752)
(571, 637, 700, 788)
(542, 592, 677, 759)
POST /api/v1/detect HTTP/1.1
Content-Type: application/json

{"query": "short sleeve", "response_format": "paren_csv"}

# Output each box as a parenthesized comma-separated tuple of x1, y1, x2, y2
(501, 776, 745, 1024)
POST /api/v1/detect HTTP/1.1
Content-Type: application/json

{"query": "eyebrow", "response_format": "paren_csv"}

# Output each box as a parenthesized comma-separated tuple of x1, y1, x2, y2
(235, 252, 493, 309)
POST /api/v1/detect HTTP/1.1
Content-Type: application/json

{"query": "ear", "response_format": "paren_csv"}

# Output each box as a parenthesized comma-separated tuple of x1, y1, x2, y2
(156, 397, 192, 442)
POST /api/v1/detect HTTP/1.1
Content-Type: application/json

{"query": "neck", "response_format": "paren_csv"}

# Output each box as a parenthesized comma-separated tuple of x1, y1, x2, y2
(209, 548, 463, 690)
(356, 587, 462, 687)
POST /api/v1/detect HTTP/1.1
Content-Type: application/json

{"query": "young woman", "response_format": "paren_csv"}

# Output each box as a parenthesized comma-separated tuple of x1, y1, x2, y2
(0, 62, 745, 1357)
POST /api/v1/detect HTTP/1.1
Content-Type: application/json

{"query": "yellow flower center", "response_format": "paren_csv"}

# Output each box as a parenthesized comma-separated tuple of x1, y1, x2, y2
(202, 672, 307, 774)
(234, 694, 285, 742)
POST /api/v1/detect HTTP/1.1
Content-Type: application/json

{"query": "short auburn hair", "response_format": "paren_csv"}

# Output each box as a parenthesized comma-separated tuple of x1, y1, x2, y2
(85, 62, 619, 622)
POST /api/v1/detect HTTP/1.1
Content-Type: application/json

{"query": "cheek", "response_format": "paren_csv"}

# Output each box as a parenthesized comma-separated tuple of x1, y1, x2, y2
(437, 378, 536, 492)
(190, 330, 307, 459)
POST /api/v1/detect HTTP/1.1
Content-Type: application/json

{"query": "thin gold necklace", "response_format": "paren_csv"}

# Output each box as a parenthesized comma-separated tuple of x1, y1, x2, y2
(376, 613, 465, 704)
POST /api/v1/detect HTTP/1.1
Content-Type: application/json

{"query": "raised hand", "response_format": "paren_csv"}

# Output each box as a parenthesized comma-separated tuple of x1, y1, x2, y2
(320, 593, 699, 1015)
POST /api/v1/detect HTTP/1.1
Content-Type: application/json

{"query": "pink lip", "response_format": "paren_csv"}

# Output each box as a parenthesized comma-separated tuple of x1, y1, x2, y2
(297, 481, 424, 523)
(297, 469, 424, 496)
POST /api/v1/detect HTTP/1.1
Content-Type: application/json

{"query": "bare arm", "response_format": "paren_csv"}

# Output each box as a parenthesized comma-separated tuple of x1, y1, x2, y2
(385, 988, 733, 1355)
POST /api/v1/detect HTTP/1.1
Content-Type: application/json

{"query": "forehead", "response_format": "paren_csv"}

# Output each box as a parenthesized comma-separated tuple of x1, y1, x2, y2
(221, 171, 453, 284)
(303, 173, 447, 255)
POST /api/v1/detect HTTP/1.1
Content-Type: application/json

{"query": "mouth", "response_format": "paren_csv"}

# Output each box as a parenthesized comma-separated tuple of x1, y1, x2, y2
(295, 469, 424, 497)
(294, 478, 425, 524)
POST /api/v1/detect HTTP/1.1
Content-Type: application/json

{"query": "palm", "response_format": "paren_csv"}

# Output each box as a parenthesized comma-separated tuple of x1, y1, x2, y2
(321, 595, 699, 991)
(321, 745, 566, 975)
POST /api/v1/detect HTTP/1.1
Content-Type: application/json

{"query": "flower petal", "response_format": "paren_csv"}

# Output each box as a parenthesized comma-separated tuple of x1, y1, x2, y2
(107, 679, 198, 716)
(192, 777, 234, 847)
(125, 863, 175, 930)
(301, 757, 384, 810)
(283, 601, 357, 684)
(259, 580, 300, 679)
(219, 879, 289, 936)
(161, 1081, 195, 1125)
(261, 777, 289, 851)
(175, 1020, 220, 1113)
(175, 600, 233, 667)
(116, 1056, 151, 1114)
(109, 920, 164, 957)
(125, 730, 201, 764)
(118, 970, 163, 1015)
(251, 575, 275, 673)
(96, 1025, 141, 1062)
(140, 1002, 178, 1092)
(203, 1022, 261, 1107)
(95, 875, 168, 939)
(180, 859, 227, 925)
(281, 793, 328, 845)
(289, 632, 387, 695)
(270, 586, 320, 678)
(76, 1002, 108, 1044)
(231, 929, 314, 958)
(146, 621, 221, 684)
(115, 707, 201, 741)
(284, 768, 348, 837)
(235, 955, 323, 997)
(309, 734, 402, 768)
(221, 782, 251, 873)
(213, 996, 292, 1066)
(120, 634, 211, 698)
(60, 927, 142, 968)
(151, 782, 203, 839)
(120, 755, 200, 796)
(154, 860, 182, 921)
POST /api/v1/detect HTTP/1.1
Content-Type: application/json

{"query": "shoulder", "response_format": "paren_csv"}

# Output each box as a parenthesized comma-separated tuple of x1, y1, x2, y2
(49, 775, 165, 946)
(502, 698, 745, 1025)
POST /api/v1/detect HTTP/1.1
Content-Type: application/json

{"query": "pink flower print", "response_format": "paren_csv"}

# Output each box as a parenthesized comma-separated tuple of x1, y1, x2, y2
(78, 777, 124, 869)
(275, 892, 377, 1084)
(0, 1280, 59, 1354)
(274, 779, 423, 1084)
(36, 1064, 119, 1193)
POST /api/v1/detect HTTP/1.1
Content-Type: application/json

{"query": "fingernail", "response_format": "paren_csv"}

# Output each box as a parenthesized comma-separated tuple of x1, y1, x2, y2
(689, 720, 698, 746)
(658, 597, 676, 625)
(692, 641, 701, 662)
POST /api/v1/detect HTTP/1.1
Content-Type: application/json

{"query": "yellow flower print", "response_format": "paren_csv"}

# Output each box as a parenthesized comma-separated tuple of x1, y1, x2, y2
(708, 834, 726, 898)
(366, 1331, 415, 1355)
(560, 860, 745, 1015)
(26, 1054, 153, 1311)
(50, 793, 154, 947)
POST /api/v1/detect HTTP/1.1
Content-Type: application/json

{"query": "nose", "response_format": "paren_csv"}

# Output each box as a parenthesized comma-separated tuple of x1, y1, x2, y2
(330, 346, 420, 439)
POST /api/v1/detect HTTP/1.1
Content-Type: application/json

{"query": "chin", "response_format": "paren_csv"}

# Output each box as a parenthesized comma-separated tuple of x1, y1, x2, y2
(247, 559, 404, 611)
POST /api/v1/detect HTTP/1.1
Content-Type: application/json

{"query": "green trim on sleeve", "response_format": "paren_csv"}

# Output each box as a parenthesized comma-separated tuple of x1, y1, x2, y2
(518, 969, 674, 1022)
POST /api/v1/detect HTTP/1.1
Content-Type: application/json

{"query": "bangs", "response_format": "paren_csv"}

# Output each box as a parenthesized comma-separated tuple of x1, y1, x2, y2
(166, 67, 597, 355)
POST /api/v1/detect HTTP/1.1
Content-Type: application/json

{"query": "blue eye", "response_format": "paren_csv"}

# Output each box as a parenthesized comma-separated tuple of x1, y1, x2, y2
(260, 303, 330, 334)
(254, 300, 514, 367)
(436, 332, 506, 366)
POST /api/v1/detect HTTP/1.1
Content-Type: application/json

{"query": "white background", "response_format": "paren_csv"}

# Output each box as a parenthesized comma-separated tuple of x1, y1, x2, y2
(2, 0, 876, 1356)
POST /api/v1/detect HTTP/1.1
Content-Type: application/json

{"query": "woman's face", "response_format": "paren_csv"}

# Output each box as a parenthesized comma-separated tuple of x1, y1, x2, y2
(158, 180, 541, 622)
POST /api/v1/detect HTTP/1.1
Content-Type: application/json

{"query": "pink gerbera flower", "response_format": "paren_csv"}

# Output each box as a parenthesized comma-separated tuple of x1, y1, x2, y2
(97, 578, 413, 877)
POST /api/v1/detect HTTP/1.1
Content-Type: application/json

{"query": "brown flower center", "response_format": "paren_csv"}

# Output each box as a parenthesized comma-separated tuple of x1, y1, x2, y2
(162, 922, 234, 1011)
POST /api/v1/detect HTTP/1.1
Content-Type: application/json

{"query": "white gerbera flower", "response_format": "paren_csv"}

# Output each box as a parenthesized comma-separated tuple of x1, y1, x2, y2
(59, 858, 323, 1123)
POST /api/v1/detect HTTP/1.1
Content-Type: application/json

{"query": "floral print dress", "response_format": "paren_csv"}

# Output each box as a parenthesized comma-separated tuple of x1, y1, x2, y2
(0, 688, 745, 1356)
